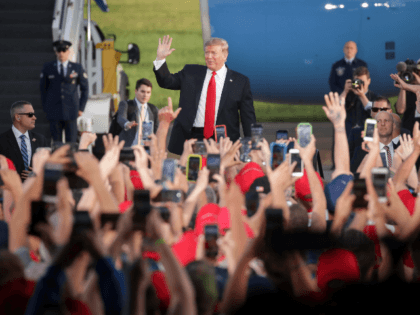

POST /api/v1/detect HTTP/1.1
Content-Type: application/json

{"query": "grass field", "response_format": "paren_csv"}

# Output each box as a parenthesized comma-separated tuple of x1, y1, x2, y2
(87, 0, 398, 122)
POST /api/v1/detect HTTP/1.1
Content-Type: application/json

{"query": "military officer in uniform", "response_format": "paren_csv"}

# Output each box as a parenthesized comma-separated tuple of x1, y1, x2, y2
(40, 40, 89, 142)
(329, 41, 368, 94)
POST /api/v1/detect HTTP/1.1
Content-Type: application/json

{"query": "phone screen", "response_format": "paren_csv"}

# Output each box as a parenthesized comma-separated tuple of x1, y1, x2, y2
(133, 190, 151, 230)
(352, 179, 368, 208)
(162, 159, 176, 182)
(276, 130, 288, 140)
(298, 124, 312, 148)
(119, 148, 135, 162)
(291, 153, 302, 173)
(251, 125, 263, 150)
(264, 208, 284, 252)
(216, 126, 226, 142)
(156, 190, 183, 203)
(240, 137, 251, 162)
(207, 154, 220, 182)
(188, 156, 201, 181)
(365, 122, 375, 139)
(193, 141, 207, 155)
(28, 201, 48, 237)
(43, 164, 64, 202)
(380, 151, 388, 167)
(142, 121, 153, 140)
(204, 224, 218, 258)
(372, 173, 388, 198)
(271, 145, 284, 169)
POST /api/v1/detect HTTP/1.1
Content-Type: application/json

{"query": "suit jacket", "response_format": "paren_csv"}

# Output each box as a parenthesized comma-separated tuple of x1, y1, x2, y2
(116, 99, 159, 147)
(350, 141, 400, 174)
(328, 58, 368, 94)
(154, 62, 256, 155)
(40, 60, 89, 121)
(0, 128, 49, 177)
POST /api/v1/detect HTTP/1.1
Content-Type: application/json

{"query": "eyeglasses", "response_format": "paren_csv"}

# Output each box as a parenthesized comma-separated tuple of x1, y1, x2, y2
(18, 112, 35, 118)
(55, 48, 68, 53)
(371, 107, 390, 113)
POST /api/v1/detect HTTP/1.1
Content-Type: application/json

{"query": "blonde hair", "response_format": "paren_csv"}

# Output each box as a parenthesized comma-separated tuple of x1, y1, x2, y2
(204, 38, 229, 55)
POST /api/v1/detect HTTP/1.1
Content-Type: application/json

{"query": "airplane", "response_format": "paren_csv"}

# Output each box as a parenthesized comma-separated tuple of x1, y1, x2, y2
(199, 0, 420, 104)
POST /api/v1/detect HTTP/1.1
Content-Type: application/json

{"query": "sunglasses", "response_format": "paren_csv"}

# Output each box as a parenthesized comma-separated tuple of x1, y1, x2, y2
(56, 48, 68, 53)
(371, 107, 390, 113)
(18, 112, 35, 118)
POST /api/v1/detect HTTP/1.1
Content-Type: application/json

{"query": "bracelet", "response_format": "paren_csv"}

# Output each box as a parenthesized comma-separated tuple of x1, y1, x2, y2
(155, 238, 165, 246)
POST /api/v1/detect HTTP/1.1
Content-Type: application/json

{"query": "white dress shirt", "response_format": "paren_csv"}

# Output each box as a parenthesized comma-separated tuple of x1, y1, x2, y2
(57, 60, 69, 76)
(12, 125, 32, 163)
(344, 57, 355, 64)
(153, 58, 228, 127)
(124, 98, 150, 146)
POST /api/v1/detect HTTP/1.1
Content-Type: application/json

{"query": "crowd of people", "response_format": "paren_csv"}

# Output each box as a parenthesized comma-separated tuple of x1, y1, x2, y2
(2, 35, 420, 314)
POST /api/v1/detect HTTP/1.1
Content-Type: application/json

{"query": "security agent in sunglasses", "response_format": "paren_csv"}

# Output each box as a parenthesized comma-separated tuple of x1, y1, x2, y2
(39, 40, 89, 143)
(0, 101, 49, 181)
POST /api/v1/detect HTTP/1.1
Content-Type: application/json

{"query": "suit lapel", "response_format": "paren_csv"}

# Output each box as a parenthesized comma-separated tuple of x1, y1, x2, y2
(6, 129, 24, 167)
(216, 67, 232, 123)
(195, 67, 208, 110)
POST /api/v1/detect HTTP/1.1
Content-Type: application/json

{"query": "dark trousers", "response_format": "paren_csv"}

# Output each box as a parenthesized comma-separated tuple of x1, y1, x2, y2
(49, 120, 77, 143)
(191, 127, 216, 141)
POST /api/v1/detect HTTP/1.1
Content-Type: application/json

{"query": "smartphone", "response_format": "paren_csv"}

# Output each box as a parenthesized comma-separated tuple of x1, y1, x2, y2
(246, 191, 259, 217)
(251, 124, 263, 150)
(289, 149, 303, 177)
(372, 167, 389, 203)
(28, 201, 48, 237)
(133, 190, 151, 230)
(204, 224, 219, 258)
(100, 213, 120, 230)
(270, 143, 286, 170)
(240, 137, 252, 162)
(119, 148, 135, 162)
(142, 121, 154, 141)
(73, 211, 94, 234)
(352, 178, 368, 209)
(380, 149, 388, 168)
(276, 129, 288, 141)
(364, 119, 377, 142)
(154, 206, 171, 223)
(65, 171, 89, 189)
(215, 125, 227, 142)
(192, 141, 207, 155)
(297, 123, 312, 148)
(43, 163, 64, 203)
(264, 208, 284, 252)
(154, 190, 184, 203)
(162, 159, 177, 183)
(207, 154, 220, 183)
(187, 154, 202, 182)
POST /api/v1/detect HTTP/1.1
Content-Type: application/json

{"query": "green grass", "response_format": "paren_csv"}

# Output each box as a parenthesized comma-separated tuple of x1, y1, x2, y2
(86, 0, 400, 122)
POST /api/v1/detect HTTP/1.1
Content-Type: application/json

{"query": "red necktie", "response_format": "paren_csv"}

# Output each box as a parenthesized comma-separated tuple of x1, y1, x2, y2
(384, 145, 392, 168)
(204, 71, 217, 139)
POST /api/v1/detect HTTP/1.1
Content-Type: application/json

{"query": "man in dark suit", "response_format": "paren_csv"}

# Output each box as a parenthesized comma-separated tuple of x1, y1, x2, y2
(153, 35, 256, 155)
(0, 101, 49, 181)
(350, 111, 398, 174)
(40, 40, 88, 143)
(329, 41, 368, 94)
(117, 78, 159, 147)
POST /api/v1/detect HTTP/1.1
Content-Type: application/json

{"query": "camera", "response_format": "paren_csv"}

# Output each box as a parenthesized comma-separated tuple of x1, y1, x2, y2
(396, 59, 420, 84)
(352, 79, 364, 90)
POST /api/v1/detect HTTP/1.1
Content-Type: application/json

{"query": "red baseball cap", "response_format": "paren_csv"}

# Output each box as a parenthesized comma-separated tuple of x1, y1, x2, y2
(295, 169, 324, 202)
(397, 189, 416, 216)
(317, 248, 360, 292)
(217, 206, 254, 238)
(172, 230, 198, 266)
(234, 162, 265, 194)
(194, 203, 220, 236)
(130, 170, 144, 190)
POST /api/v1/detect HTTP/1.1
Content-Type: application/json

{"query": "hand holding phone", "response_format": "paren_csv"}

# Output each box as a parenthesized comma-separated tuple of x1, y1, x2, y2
(204, 224, 219, 258)
(364, 119, 377, 142)
(289, 149, 303, 177)
(133, 190, 151, 230)
(297, 123, 312, 148)
(187, 154, 202, 182)
(270, 143, 286, 170)
(251, 124, 263, 150)
(142, 121, 154, 141)
(215, 125, 227, 142)
(206, 154, 220, 182)
(162, 159, 177, 182)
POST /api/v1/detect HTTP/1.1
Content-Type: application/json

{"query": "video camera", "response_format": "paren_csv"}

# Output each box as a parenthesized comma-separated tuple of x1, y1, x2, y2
(352, 79, 364, 90)
(396, 59, 420, 83)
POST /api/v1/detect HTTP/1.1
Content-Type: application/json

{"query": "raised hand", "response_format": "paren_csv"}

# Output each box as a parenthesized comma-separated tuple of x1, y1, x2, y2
(323, 91, 346, 127)
(79, 132, 97, 150)
(396, 133, 414, 161)
(158, 97, 182, 124)
(293, 135, 316, 163)
(157, 35, 176, 60)
(390, 73, 408, 90)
